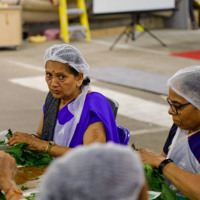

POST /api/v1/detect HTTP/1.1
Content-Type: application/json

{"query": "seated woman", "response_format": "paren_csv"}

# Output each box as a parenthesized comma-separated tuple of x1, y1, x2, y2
(139, 65, 200, 199)
(8, 44, 120, 157)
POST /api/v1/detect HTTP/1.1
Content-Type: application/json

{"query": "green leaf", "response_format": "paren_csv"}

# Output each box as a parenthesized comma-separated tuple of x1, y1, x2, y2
(21, 185, 35, 190)
(5, 143, 28, 165)
(144, 164, 176, 200)
(4, 142, 53, 167)
(31, 177, 40, 180)
(5, 129, 13, 137)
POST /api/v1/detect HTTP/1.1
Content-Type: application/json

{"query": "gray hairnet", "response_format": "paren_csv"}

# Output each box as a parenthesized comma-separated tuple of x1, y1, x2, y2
(167, 65, 200, 110)
(38, 143, 145, 200)
(44, 44, 89, 78)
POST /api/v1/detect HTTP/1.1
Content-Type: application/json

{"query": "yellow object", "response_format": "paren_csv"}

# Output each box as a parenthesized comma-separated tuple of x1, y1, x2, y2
(28, 35, 47, 43)
(46, 141, 55, 154)
(194, 0, 200, 6)
(59, 0, 91, 43)
(136, 24, 144, 33)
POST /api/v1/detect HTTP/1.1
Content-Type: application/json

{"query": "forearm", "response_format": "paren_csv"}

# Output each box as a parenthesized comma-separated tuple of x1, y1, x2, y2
(162, 163, 200, 200)
(47, 144, 72, 157)
(29, 139, 72, 157)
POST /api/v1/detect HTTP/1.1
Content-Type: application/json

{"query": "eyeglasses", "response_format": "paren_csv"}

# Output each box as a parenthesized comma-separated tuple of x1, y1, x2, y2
(166, 97, 191, 115)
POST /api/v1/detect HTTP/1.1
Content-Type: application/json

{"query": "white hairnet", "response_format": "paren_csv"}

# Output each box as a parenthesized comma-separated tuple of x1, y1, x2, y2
(167, 65, 200, 110)
(44, 44, 90, 78)
(38, 143, 145, 200)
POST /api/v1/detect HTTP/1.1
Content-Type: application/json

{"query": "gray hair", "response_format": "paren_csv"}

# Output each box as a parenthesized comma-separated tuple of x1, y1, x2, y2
(38, 143, 145, 200)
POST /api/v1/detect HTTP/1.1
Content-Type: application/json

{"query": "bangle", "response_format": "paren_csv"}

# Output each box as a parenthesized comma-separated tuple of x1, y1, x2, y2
(45, 141, 55, 154)
(158, 158, 173, 174)
(4, 185, 13, 196)
(6, 186, 23, 200)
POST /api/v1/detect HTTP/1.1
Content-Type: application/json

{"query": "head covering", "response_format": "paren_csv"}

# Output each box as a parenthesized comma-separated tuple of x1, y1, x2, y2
(167, 65, 200, 110)
(44, 44, 90, 78)
(38, 143, 145, 200)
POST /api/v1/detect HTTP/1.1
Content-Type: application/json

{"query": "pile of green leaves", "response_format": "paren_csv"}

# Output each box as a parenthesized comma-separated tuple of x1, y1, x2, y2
(4, 142, 53, 167)
(144, 164, 176, 200)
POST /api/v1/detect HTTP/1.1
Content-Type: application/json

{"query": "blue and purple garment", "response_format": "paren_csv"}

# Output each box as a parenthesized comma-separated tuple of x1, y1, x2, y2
(42, 91, 120, 147)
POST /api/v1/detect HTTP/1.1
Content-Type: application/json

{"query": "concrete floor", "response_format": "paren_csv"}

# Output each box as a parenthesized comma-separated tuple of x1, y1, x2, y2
(1, 28, 200, 153)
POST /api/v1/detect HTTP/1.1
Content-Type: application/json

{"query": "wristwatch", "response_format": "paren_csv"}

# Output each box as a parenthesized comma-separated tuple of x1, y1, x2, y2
(46, 141, 55, 154)
(158, 158, 173, 174)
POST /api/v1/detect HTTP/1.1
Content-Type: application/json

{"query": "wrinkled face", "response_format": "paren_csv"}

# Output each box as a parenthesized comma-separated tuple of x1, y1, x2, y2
(45, 60, 83, 100)
(168, 88, 200, 132)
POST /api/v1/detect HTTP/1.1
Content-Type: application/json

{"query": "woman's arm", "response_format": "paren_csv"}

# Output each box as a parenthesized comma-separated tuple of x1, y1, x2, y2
(35, 114, 44, 138)
(46, 121, 106, 156)
(83, 121, 107, 145)
(7, 112, 71, 157)
(7, 133, 72, 157)
(8, 118, 106, 157)
(163, 162, 200, 200)
(139, 148, 200, 200)
(0, 152, 24, 200)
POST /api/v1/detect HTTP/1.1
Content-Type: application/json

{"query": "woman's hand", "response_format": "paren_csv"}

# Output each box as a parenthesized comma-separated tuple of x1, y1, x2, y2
(0, 152, 25, 199)
(138, 148, 165, 168)
(7, 132, 43, 151)
(0, 151, 17, 191)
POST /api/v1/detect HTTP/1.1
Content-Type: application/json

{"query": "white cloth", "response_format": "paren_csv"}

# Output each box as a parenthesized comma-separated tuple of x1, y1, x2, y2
(166, 128, 200, 196)
(53, 85, 90, 147)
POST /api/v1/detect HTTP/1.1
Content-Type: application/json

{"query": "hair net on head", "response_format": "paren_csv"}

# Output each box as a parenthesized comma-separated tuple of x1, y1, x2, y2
(44, 44, 90, 78)
(38, 143, 145, 200)
(167, 65, 200, 110)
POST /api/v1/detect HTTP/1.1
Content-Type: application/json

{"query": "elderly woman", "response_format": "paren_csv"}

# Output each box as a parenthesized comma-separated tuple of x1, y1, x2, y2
(8, 44, 120, 157)
(139, 65, 200, 200)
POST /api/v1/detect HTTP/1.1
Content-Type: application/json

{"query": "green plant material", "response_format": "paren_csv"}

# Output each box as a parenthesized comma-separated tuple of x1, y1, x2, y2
(4, 142, 53, 167)
(25, 196, 36, 200)
(0, 191, 6, 200)
(28, 171, 33, 174)
(30, 192, 37, 196)
(31, 177, 40, 180)
(38, 165, 44, 170)
(18, 168, 25, 173)
(144, 164, 176, 200)
(21, 185, 35, 190)
(25, 192, 38, 200)
(0, 140, 6, 145)
(5, 129, 13, 137)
